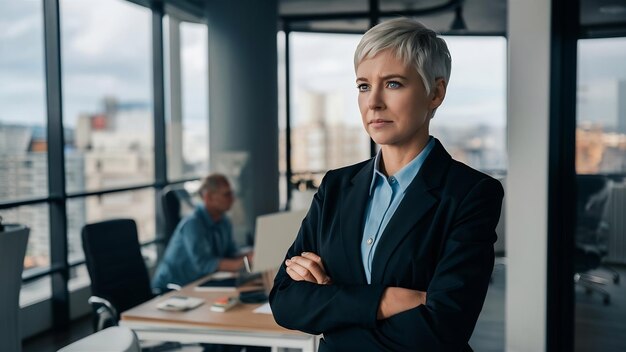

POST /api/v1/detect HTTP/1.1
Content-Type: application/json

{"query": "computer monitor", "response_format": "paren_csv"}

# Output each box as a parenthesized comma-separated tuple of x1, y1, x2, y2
(252, 210, 308, 273)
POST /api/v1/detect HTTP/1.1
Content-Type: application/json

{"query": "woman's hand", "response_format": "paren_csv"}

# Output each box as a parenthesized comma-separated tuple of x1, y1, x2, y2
(377, 287, 427, 320)
(285, 252, 332, 285)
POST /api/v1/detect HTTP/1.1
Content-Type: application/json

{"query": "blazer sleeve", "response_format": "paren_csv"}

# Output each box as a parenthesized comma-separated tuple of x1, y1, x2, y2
(376, 177, 504, 350)
(269, 172, 387, 335)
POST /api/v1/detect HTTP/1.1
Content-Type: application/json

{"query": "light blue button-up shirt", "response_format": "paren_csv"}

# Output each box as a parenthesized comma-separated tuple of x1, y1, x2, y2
(152, 204, 238, 290)
(361, 137, 435, 283)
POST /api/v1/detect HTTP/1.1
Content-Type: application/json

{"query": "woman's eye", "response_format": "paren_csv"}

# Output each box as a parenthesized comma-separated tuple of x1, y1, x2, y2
(357, 84, 369, 92)
(387, 81, 401, 89)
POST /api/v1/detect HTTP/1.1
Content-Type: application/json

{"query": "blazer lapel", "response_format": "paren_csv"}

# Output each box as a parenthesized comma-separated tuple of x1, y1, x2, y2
(340, 159, 374, 284)
(370, 140, 452, 284)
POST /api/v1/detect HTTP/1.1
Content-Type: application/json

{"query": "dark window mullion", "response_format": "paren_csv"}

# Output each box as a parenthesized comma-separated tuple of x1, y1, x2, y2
(151, 3, 167, 249)
(284, 24, 292, 210)
(43, 0, 69, 330)
(368, 0, 379, 158)
(547, 0, 579, 350)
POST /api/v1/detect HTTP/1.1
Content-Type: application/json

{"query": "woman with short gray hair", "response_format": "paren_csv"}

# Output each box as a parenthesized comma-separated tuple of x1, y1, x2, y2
(270, 18, 503, 351)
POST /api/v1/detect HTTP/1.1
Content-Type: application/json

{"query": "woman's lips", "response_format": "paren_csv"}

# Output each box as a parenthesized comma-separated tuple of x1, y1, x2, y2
(369, 119, 392, 128)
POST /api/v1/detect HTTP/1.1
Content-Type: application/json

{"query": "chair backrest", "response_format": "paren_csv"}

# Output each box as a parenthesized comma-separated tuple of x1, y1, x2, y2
(57, 326, 140, 352)
(159, 185, 195, 247)
(576, 175, 610, 232)
(493, 177, 506, 256)
(0, 225, 29, 352)
(82, 219, 153, 317)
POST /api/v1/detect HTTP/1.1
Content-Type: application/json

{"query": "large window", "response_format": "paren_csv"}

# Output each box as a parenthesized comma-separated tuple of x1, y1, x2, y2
(0, 0, 52, 305)
(61, 0, 154, 194)
(434, 36, 507, 174)
(574, 37, 626, 352)
(0, 0, 205, 326)
(286, 33, 370, 194)
(0, 0, 48, 203)
(57, 0, 157, 306)
(165, 19, 209, 181)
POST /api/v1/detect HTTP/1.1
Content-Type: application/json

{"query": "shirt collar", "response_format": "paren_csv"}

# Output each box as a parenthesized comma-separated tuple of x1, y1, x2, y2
(369, 136, 435, 195)
(196, 204, 216, 227)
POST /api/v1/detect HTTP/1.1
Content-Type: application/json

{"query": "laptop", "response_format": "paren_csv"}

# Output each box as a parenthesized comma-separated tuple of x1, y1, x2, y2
(252, 210, 308, 273)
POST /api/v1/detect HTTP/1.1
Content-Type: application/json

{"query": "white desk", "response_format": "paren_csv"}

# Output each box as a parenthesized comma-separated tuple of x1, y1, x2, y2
(120, 273, 317, 352)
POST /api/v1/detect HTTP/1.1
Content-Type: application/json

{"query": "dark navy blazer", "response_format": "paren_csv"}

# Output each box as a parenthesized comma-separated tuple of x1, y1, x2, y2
(270, 139, 504, 352)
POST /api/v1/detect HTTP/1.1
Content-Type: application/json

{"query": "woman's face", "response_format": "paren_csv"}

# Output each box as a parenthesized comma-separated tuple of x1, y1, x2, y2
(356, 49, 444, 150)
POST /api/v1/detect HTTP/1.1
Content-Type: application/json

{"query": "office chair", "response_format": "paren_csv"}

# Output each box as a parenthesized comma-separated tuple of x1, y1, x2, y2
(57, 327, 140, 352)
(574, 175, 620, 305)
(82, 219, 155, 331)
(158, 185, 195, 248)
(0, 224, 29, 352)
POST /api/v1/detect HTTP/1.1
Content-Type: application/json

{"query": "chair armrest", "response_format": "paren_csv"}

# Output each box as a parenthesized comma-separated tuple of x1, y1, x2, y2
(166, 283, 182, 291)
(88, 296, 118, 331)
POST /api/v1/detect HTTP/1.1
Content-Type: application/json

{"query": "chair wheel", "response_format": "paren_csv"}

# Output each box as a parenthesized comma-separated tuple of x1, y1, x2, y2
(603, 296, 610, 305)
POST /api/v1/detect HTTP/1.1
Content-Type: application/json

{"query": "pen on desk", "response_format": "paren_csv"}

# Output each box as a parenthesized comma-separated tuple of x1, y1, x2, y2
(243, 255, 252, 273)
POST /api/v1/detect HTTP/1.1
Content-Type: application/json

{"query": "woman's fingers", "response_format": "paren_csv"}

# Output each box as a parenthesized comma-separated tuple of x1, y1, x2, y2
(286, 261, 318, 283)
(301, 252, 327, 272)
(285, 265, 306, 281)
(285, 253, 331, 284)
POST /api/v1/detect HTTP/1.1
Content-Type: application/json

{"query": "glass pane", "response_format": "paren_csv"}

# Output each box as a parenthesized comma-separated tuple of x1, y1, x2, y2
(2, 204, 51, 295)
(432, 36, 507, 175)
(574, 37, 626, 352)
(61, 0, 154, 194)
(279, 0, 367, 16)
(166, 20, 209, 181)
(66, 189, 156, 262)
(289, 19, 370, 33)
(20, 277, 52, 307)
(0, 0, 48, 202)
(68, 264, 89, 291)
(433, 36, 506, 351)
(278, 31, 287, 209)
(289, 32, 370, 207)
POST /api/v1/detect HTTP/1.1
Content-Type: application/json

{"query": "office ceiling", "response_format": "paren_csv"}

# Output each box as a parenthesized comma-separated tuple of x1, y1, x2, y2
(279, 0, 505, 34)
(170, 0, 626, 37)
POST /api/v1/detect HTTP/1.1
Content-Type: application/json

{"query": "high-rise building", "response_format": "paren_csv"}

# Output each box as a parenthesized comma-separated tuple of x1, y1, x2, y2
(0, 123, 85, 270)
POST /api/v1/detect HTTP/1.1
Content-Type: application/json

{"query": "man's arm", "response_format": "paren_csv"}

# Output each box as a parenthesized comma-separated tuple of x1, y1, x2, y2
(180, 220, 221, 274)
(216, 219, 246, 272)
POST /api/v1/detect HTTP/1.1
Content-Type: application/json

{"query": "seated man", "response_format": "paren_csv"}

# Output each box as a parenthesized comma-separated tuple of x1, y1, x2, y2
(152, 173, 250, 291)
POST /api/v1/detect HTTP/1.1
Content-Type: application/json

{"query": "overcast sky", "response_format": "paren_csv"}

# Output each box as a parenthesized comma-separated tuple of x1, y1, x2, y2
(1, 0, 625, 130)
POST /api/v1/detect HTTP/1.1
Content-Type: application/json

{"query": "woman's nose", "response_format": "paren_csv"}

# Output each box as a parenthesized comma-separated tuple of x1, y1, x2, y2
(367, 87, 385, 110)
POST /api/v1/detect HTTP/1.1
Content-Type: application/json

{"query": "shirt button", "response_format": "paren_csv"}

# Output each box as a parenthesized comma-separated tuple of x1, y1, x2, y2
(389, 177, 396, 183)
(367, 238, 373, 245)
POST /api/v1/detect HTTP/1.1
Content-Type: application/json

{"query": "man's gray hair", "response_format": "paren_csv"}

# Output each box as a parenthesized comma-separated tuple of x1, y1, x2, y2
(198, 173, 229, 196)
(354, 17, 452, 96)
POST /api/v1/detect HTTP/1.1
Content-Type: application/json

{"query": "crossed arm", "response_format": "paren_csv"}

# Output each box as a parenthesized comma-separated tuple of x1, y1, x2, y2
(270, 176, 504, 349)
(285, 252, 426, 320)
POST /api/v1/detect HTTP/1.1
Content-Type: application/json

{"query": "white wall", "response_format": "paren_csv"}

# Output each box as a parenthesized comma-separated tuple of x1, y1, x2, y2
(506, 0, 551, 350)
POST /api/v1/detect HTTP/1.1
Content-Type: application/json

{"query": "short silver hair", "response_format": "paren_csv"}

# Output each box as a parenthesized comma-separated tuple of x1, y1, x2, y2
(354, 18, 452, 95)
(198, 173, 229, 197)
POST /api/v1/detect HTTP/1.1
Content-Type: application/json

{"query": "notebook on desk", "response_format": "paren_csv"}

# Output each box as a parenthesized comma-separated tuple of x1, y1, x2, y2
(252, 210, 307, 273)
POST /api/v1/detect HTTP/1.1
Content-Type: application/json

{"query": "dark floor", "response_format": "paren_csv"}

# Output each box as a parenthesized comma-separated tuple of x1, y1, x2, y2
(23, 315, 93, 352)
(469, 263, 626, 352)
(24, 264, 626, 352)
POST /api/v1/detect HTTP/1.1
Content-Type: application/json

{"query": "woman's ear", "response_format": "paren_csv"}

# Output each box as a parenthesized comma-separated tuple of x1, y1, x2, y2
(429, 78, 447, 111)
